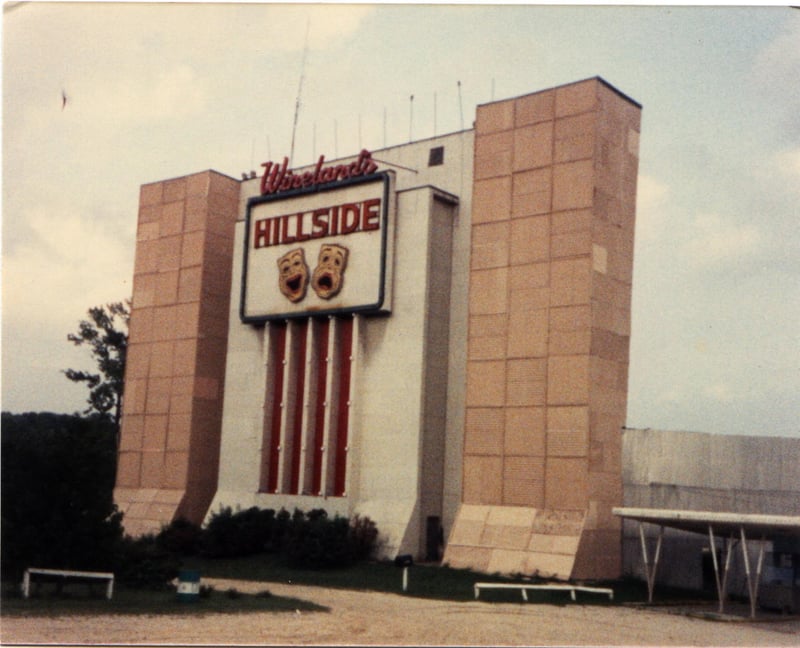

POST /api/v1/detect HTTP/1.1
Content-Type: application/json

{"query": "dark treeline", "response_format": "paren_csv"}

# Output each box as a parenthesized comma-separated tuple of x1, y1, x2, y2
(1, 412, 122, 582)
(1, 412, 380, 591)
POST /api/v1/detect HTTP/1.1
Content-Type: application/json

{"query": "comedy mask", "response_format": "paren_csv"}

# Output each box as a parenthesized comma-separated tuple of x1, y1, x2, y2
(277, 248, 310, 303)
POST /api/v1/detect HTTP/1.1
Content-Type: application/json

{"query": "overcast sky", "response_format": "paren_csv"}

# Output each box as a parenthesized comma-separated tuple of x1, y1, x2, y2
(2, 3, 799, 437)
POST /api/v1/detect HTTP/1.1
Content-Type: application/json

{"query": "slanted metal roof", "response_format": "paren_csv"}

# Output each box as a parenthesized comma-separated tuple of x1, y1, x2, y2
(612, 507, 800, 538)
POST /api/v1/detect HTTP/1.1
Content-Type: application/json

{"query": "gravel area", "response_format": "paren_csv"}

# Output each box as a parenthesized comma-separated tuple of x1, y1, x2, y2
(2, 577, 799, 646)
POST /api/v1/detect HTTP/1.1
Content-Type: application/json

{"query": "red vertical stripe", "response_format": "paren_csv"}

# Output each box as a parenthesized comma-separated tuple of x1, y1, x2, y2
(289, 320, 308, 494)
(333, 317, 353, 497)
(264, 324, 287, 493)
(311, 319, 330, 495)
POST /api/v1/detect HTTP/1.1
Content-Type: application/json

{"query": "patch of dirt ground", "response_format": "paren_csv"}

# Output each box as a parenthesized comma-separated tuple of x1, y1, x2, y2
(2, 577, 799, 646)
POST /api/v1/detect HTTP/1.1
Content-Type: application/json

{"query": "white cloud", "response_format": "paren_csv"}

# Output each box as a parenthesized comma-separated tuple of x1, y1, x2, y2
(4, 205, 134, 328)
(286, 5, 374, 51)
(154, 3, 373, 54)
(4, 3, 371, 132)
(656, 386, 684, 405)
(17, 64, 210, 139)
(682, 212, 762, 269)
(703, 383, 736, 404)
(772, 148, 800, 194)
(2, 200, 135, 413)
(748, 17, 800, 137)
(116, 3, 373, 57)
(635, 174, 669, 242)
(749, 18, 800, 92)
(83, 64, 209, 125)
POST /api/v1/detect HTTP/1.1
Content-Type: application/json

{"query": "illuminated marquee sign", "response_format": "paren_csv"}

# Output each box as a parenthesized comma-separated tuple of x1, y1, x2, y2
(241, 170, 394, 322)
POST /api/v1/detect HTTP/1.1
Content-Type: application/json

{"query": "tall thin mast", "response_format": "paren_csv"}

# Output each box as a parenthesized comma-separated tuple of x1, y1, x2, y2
(290, 19, 311, 164)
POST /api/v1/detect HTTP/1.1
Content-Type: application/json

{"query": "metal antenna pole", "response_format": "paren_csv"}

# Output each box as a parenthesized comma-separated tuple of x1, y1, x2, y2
(458, 81, 464, 130)
(434, 92, 437, 137)
(409, 94, 414, 142)
(290, 18, 311, 164)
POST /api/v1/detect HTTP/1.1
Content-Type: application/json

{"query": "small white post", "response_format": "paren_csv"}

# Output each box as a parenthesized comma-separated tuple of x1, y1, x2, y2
(402, 566, 408, 592)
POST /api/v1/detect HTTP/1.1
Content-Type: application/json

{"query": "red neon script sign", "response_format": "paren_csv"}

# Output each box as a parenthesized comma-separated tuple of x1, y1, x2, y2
(260, 149, 379, 196)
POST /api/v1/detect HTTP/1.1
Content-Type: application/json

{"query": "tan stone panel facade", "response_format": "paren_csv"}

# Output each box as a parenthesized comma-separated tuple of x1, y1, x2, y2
(114, 170, 239, 535)
(448, 77, 640, 580)
(446, 504, 586, 579)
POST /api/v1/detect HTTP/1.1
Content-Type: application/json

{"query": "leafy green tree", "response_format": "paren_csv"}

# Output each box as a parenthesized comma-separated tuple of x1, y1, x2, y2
(64, 301, 130, 433)
(0, 412, 123, 582)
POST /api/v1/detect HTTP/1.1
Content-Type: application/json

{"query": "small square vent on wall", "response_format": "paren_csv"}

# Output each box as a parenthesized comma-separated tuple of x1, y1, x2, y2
(428, 146, 444, 167)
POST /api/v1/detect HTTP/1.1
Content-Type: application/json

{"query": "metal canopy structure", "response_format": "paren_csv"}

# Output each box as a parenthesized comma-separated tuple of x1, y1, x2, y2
(613, 507, 800, 618)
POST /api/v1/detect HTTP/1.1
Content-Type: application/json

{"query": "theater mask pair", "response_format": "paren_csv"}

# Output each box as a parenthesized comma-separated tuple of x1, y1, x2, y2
(278, 244, 348, 303)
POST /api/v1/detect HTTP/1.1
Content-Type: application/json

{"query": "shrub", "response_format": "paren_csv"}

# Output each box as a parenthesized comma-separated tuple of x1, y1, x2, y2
(198, 506, 235, 558)
(156, 517, 203, 556)
(349, 514, 379, 561)
(114, 534, 180, 590)
(197, 506, 379, 569)
(285, 509, 353, 569)
(201, 506, 285, 558)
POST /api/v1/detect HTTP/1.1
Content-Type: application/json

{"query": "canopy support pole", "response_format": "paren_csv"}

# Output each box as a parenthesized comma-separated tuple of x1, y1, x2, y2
(740, 527, 766, 619)
(638, 522, 663, 603)
(708, 525, 736, 614)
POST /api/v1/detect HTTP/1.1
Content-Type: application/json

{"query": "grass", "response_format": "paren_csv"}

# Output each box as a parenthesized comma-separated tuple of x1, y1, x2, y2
(185, 553, 501, 601)
(181, 553, 662, 605)
(1, 553, 710, 617)
(0, 579, 328, 617)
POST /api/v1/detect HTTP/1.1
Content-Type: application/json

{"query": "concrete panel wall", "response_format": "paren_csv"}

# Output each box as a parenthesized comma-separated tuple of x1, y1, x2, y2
(621, 428, 800, 592)
(208, 133, 474, 558)
(622, 428, 800, 515)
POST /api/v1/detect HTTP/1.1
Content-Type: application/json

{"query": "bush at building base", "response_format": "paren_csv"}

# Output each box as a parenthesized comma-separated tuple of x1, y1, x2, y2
(113, 534, 181, 590)
(197, 506, 379, 568)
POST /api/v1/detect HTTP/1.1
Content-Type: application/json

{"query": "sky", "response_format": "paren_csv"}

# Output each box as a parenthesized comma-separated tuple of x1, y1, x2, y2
(2, 2, 799, 438)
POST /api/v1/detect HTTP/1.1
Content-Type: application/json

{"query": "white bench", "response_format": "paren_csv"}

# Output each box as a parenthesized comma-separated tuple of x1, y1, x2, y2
(22, 568, 115, 600)
(474, 582, 613, 602)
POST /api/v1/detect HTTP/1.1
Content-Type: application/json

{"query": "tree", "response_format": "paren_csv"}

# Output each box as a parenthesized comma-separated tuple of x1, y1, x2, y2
(64, 301, 130, 434)
(1, 412, 123, 581)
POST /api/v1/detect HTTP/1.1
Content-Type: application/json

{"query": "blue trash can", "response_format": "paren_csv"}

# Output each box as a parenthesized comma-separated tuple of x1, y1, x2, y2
(176, 570, 201, 602)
